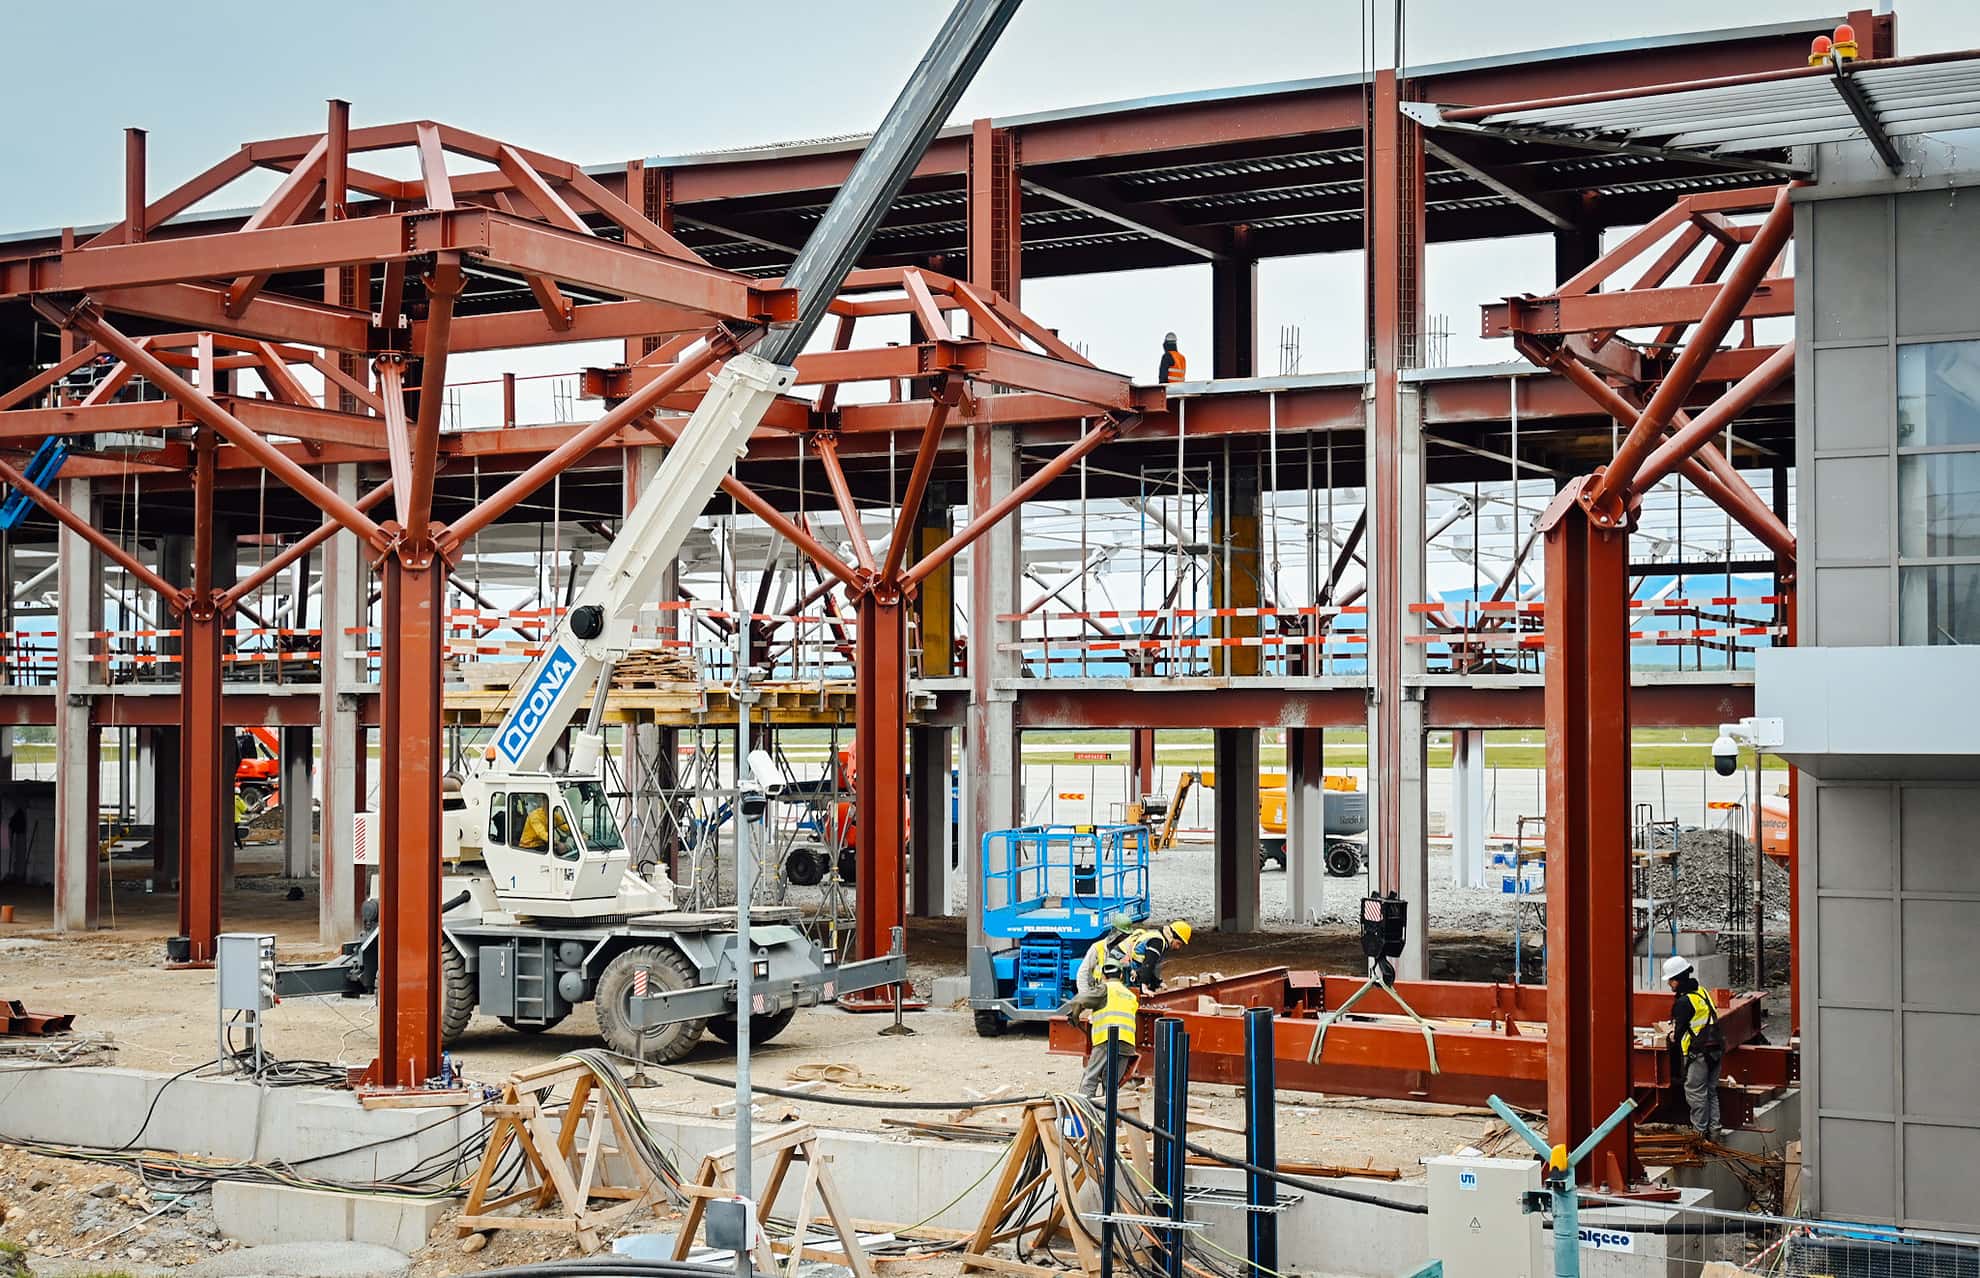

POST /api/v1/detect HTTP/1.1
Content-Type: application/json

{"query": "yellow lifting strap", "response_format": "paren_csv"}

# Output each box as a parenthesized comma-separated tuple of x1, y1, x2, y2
(1304, 966, 1440, 1075)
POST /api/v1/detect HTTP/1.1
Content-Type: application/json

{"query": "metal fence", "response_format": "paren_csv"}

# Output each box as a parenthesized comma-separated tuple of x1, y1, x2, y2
(1571, 1190, 1980, 1278)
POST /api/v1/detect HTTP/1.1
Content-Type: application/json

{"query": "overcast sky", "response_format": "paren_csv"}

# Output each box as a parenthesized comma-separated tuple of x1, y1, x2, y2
(6, 0, 1975, 382)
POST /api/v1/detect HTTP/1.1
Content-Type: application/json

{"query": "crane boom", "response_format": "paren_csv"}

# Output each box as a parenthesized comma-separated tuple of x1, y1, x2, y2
(489, 352, 794, 773)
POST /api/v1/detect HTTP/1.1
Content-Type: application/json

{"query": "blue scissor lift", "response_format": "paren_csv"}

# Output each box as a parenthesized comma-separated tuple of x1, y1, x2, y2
(967, 823, 1150, 1036)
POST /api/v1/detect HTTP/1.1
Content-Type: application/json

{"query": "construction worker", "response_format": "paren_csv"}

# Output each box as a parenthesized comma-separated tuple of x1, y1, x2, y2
(1059, 913, 1141, 1024)
(1079, 961, 1139, 1099)
(1121, 918, 1193, 991)
(1157, 332, 1187, 383)
(1664, 956, 1725, 1139)
(232, 788, 249, 850)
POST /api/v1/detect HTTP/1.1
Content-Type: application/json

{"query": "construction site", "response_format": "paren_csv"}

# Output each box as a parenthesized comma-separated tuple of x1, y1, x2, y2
(0, 2, 1975, 1275)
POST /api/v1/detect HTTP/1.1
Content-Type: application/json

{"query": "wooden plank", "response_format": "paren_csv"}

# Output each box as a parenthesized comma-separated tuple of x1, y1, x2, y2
(957, 1253, 1064, 1277)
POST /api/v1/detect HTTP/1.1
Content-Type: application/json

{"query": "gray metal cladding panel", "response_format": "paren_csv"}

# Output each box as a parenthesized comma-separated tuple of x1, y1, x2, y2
(1901, 1011, 1980, 1119)
(1817, 785, 1896, 891)
(1814, 343, 1895, 453)
(1901, 898, 1980, 1011)
(1813, 567, 1895, 647)
(1897, 191, 1980, 338)
(1812, 198, 1893, 341)
(1899, 786, 1980, 894)
(1813, 456, 1893, 562)
(1818, 1117, 1898, 1220)
(1900, 1123, 1980, 1229)
(1819, 1007, 1896, 1115)
(1819, 896, 1898, 1005)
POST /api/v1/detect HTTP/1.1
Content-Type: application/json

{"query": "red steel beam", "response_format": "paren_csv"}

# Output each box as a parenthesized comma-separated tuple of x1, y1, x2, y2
(326, 100, 350, 223)
(854, 594, 909, 967)
(221, 479, 394, 609)
(880, 384, 959, 583)
(0, 454, 183, 604)
(1636, 341, 1796, 492)
(51, 303, 389, 549)
(179, 431, 226, 961)
(904, 415, 1131, 588)
(373, 554, 446, 1088)
(405, 253, 462, 535)
(442, 332, 734, 549)
(124, 129, 147, 244)
(1540, 477, 1637, 1190)
(1483, 279, 1792, 338)
(811, 433, 876, 575)
(1587, 184, 1796, 513)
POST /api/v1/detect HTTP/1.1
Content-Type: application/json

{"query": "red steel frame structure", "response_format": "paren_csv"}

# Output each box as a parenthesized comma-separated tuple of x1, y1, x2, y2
(0, 17, 1860, 1105)
(0, 119, 1136, 1073)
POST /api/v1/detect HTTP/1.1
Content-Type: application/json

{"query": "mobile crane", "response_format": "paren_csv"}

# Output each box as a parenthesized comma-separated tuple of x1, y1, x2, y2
(276, 0, 1024, 1064)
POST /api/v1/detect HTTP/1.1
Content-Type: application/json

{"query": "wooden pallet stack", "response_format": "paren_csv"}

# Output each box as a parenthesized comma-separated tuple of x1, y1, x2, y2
(612, 648, 697, 688)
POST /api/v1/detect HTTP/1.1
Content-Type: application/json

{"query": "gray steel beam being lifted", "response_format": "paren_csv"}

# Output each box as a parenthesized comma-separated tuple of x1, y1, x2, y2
(759, 0, 1023, 364)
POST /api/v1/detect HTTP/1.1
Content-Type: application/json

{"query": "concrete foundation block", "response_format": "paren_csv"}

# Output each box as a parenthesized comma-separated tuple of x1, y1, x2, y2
(212, 1182, 447, 1252)
(930, 975, 971, 1008)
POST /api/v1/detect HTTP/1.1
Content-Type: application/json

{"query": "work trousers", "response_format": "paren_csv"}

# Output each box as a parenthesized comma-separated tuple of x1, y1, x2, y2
(1684, 1051, 1723, 1137)
(1080, 1043, 1138, 1099)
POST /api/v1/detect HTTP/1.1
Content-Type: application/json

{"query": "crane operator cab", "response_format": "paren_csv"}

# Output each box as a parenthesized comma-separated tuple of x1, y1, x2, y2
(449, 774, 676, 921)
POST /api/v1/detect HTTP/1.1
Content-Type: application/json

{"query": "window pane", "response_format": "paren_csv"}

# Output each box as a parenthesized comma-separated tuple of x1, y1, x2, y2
(1900, 564, 1980, 645)
(1898, 341, 1980, 447)
(1900, 453, 1980, 557)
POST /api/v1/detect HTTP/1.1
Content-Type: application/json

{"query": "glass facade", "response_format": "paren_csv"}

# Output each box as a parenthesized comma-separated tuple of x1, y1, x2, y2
(1898, 341, 1980, 643)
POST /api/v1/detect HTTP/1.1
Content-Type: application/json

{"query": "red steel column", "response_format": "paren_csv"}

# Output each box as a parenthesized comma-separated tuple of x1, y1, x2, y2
(1130, 730, 1157, 806)
(178, 430, 225, 961)
(374, 550, 446, 1087)
(1540, 479, 1636, 1190)
(855, 592, 909, 970)
(1366, 68, 1425, 901)
(967, 119, 1021, 303)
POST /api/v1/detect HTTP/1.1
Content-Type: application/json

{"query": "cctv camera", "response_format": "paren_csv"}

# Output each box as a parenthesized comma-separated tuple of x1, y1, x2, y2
(739, 782, 770, 821)
(1711, 733, 1740, 777)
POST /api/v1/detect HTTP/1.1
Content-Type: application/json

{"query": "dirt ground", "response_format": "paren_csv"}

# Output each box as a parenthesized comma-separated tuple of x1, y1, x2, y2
(0, 874, 1523, 1274)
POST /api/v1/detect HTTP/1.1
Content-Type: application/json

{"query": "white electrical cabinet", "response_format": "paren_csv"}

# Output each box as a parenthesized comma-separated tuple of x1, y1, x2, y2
(1425, 1155, 1546, 1278)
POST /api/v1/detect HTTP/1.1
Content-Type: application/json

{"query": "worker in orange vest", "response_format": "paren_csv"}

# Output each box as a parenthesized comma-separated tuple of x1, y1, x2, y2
(1158, 332, 1187, 383)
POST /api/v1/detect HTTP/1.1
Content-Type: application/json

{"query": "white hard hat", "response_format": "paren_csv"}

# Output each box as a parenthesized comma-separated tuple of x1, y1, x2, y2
(1661, 955, 1694, 982)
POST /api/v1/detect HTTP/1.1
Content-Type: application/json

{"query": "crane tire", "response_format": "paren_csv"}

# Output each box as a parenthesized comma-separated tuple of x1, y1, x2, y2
(707, 1005, 797, 1046)
(595, 945, 706, 1063)
(440, 944, 474, 1045)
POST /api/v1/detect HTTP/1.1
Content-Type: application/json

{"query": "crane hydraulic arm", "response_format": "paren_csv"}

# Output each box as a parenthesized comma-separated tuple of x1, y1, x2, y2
(484, 0, 1022, 783)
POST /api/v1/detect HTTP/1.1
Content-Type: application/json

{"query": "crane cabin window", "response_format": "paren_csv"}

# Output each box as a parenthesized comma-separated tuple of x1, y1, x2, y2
(488, 791, 507, 844)
(562, 780, 624, 852)
(511, 793, 551, 852)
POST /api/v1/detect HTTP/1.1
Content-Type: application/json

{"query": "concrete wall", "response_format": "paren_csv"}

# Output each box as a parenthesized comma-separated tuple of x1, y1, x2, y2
(0, 1064, 481, 1184)
(1790, 138, 1980, 1232)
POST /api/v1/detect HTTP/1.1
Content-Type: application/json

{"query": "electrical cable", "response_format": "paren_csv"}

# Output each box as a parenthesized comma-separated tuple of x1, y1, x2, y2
(641, 1059, 1053, 1111)
(1112, 1108, 1426, 1214)
(109, 1058, 220, 1152)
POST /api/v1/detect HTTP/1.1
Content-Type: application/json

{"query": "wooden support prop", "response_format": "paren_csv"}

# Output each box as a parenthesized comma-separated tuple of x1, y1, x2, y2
(457, 1058, 668, 1253)
(961, 1102, 1105, 1278)
(671, 1121, 877, 1278)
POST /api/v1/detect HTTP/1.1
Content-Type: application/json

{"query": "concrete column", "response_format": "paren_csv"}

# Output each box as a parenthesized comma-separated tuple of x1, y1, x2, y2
(1449, 729, 1487, 887)
(909, 725, 954, 917)
(316, 465, 363, 942)
(1211, 256, 1258, 379)
(53, 476, 101, 930)
(964, 421, 1022, 951)
(1212, 728, 1259, 932)
(1368, 382, 1430, 978)
(281, 726, 313, 877)
(1286, 727, 1325, 924)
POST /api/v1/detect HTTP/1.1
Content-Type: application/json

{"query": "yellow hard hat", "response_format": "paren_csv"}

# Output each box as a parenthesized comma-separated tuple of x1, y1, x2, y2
(1168, 919, 1193, 946)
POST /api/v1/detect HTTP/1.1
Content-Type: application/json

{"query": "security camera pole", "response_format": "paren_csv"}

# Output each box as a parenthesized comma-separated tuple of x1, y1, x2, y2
(1715, 717, 1783, 985)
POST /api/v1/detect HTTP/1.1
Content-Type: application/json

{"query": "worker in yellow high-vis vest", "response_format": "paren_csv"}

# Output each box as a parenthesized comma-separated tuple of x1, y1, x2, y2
(1664, 956, 1726, 1138)
(1079, 962, 1139, 1099)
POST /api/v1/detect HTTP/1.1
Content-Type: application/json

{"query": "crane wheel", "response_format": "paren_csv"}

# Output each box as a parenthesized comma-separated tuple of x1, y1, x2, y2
(1324, 840, 1364, 878)
(595, 945, 706, 1063)
(440, 944, 473, 1045)
(837, 847, 858, 885)
(973, 1009, 1009, 1037)
(707, 1005, 797, 1046)
(783, 844, 830, 888)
